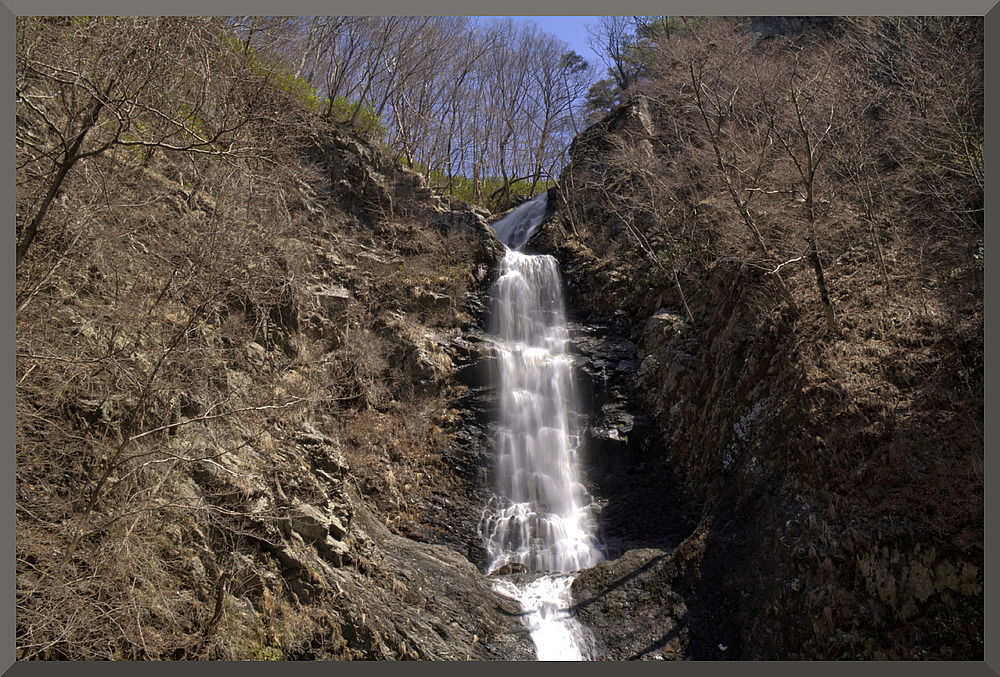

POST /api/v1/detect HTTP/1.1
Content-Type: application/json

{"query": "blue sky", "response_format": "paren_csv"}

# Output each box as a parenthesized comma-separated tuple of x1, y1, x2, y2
(517, 16, 602, 62)
(484, 16, 604, 69)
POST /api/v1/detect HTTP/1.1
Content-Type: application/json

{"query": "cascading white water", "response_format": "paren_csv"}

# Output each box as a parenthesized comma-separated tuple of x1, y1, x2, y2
(482, 194, 604, 660)
(491, 191, 551, 252)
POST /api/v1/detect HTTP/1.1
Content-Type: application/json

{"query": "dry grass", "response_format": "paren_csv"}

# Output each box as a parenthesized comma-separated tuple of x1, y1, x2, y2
(14, 77, 494, 657)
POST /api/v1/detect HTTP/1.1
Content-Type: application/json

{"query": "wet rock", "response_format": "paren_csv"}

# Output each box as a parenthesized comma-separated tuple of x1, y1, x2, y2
(338, 489, 536, 660)
(450, 329, 496, 389)
(490, 562, 528, 576)
(570, 328, 637, 375)
(588, 402, 637, 448)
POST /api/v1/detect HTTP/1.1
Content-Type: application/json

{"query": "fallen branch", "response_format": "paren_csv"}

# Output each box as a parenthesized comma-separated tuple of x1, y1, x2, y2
(769, 256, 804, 275)
(128, 397, 307, 443)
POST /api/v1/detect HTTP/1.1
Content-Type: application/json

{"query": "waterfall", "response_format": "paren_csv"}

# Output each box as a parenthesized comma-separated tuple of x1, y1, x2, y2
(490, 192, 551, 251)
(481, 194, 603, 660)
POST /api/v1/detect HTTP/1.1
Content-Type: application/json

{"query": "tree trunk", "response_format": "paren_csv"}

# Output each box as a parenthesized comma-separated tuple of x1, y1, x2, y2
(688, 62, 801, 318)
(808, 233, 841, 337)
(17, 89, 107, 268)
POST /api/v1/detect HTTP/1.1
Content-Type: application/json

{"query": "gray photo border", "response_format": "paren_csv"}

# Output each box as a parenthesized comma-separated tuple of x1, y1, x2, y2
(4, 0, 995, 674)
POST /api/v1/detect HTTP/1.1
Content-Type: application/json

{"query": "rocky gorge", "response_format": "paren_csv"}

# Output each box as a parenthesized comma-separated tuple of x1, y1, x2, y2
(16, 17, 983, 662)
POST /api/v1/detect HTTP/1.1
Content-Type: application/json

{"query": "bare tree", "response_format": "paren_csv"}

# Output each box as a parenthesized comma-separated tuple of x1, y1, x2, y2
(557, 50, 596, 138)
(871, 17, 982, 236)
(826, 24, 897, 290)
(663, 22, 802, 316)
(317, 17, 370, 110)
(222, 16, 598, 209)
(16, 17, 265, 268)
(587, 16, 643, 94)
(769, 47, 843, 336)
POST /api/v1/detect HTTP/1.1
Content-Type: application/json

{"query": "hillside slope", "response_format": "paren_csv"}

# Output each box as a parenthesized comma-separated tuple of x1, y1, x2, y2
(531, 52, 983, 658)
(16, 31, 530, 655)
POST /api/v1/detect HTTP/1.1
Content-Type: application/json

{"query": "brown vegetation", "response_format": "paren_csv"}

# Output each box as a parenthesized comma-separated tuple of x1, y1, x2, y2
(547, 16, 981, 659)
(15, 14, 983, 661)
(16, 16, 512, 660)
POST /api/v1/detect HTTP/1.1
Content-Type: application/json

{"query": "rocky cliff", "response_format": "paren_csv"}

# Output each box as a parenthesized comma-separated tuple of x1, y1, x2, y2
(16, 108, 536, 659)
(528, 94, 983, 660)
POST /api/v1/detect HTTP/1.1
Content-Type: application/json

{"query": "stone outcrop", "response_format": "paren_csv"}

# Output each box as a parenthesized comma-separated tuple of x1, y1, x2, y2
(526, 96, 983, 660)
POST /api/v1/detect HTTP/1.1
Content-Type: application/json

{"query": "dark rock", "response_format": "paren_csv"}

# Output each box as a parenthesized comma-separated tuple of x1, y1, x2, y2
(317, 535, 350, 567)
(335, 488, 536, 660)
(490, 562, 528, 576)
(572, 548, 685, 661)
(572, 516, 737, 662)
(639, 308, 689, 358)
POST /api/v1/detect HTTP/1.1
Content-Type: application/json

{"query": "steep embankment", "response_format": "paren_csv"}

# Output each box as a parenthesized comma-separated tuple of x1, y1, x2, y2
(528, 93, 983, 659)
(16, 92, 533, 658)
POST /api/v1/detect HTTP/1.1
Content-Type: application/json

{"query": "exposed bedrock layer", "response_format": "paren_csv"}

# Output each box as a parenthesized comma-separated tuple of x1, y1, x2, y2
(523, 94, 982, 660)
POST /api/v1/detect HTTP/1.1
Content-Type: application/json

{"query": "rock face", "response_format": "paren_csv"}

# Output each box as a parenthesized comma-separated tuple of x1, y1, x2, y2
(526, 94, 983, 660)
(570, 542, 732, 662)
(200, 448, 532, 660)
(14, 100, 543, 660)
(281, 483, 534, 661)
(227, 125, 531, 658)
(565, 319, 695, 561)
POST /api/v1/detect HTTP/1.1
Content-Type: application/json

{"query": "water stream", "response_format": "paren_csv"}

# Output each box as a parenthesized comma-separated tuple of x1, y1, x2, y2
(481, 194, 604, 660)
